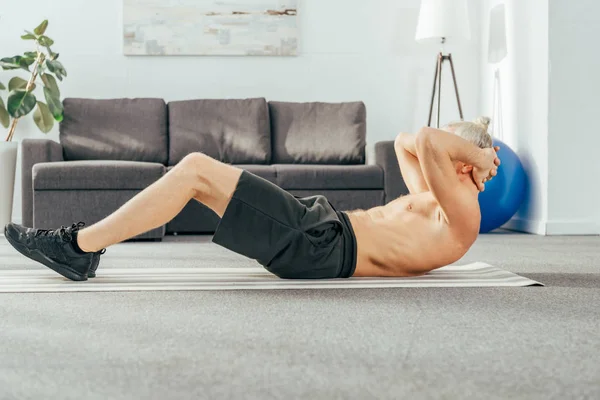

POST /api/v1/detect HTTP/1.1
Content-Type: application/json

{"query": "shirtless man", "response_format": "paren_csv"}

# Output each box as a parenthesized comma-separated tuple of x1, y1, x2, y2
(4, 118, 500, 281)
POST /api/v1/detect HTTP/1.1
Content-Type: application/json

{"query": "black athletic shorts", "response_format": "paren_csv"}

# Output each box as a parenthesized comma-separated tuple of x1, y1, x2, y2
(212, 170, 357, 279)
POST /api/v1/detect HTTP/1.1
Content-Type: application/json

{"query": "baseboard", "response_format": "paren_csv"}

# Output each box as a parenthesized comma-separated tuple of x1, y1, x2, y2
(502, 217, 547, 235)
(502, 217, 600, 235)
(545, 219, 600, 235)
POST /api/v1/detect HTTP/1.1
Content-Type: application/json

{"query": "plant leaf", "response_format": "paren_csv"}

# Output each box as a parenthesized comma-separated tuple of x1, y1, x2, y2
(46, 60, 67, 77)
(8, 77, 36, 92)
(0, 97, 10, 128)
(46, 63, 64, 81)
(36, 63, 46, 75)
(21, 33, 37, 40)
(33, 20, 49, 36)
(41, 73, 60, 96)
(45, 60, 56, 73)
(46, 63, 63, 81)
(0, 81, 5, 90)
(43, 46, 57, 60)
(20, 57, 35, 68)
(3, 55, 35, 72)
(24, 51, 38, 58)
(38, 36, 54, 47)
(7, 89, 37, 118)
(43, 87, 63, 122)
(33, 101, 54, 133)
(51, 71, 63, 81)
(1, 56, 23, 70)
(58, 61, 67, 76)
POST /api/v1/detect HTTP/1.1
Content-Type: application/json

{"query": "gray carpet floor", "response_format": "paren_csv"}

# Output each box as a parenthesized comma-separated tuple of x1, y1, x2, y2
(0, 232, 598, 400)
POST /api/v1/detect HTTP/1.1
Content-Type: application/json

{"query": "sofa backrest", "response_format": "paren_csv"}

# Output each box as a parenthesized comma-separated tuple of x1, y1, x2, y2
(60, 98, 168, 163)
(168, 98, 271, 166)
(269, 101, 366, 164)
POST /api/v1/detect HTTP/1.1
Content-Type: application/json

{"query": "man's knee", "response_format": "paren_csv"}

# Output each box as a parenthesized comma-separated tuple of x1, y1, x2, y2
(179, 152, 213, 168)
(174, 152, 242, 200)
(172, 152, 213, 196)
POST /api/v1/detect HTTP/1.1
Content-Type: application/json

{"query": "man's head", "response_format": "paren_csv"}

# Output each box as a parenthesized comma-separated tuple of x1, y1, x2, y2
(443, 117, 494, 180)
(443, 116, 493, 149)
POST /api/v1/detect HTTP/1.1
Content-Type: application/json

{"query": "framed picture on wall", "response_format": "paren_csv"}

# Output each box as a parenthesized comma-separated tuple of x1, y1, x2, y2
(123, 0, 298, 56)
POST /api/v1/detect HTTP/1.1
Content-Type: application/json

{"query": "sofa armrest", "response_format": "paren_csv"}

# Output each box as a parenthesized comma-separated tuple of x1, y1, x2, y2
(374, 141, 409, 203)
(21, 139, 64, 226)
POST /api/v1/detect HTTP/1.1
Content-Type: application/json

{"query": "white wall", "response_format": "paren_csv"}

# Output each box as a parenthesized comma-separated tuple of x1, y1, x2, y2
(479, 0, 550, 234)
(2, 0, 482, 224)
(547, 0, 600, 234)
(480, 0, 600, 235)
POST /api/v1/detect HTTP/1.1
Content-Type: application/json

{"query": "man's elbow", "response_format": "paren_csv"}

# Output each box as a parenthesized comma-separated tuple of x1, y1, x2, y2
(394, 132, 410, 149)
(415, 127, 434, 150)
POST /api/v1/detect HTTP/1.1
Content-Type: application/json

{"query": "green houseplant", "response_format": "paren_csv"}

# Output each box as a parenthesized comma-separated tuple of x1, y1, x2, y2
(0, 20, 67, 228)
(1, 19, 67, 141)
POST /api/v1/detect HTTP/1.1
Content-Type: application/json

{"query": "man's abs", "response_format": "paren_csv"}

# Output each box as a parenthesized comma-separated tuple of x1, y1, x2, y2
(346, 193, 469, 277)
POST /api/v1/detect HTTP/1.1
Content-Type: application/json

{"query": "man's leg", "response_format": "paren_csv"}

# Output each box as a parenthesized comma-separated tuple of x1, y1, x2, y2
(76, 153, 242, 252)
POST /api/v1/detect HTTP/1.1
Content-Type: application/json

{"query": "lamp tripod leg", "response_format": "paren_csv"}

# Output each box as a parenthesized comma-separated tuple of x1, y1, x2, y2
(448, 54, 464, 121)
(427, 53, 441, 127)
(436, 54, 443, 128)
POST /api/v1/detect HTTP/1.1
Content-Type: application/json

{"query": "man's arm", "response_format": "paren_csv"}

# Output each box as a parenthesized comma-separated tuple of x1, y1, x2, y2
(415, 127, 497, 228)
(394, 133, 429, 194)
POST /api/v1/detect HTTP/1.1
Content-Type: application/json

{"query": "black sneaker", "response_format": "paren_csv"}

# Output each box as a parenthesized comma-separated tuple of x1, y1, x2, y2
(87, 249, 106, 278)
(4, 222, 93, 281)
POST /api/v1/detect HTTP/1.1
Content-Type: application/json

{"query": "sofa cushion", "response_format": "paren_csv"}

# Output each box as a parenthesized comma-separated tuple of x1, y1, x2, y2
(275, 164, 383, 190)
(166, 164, 277, 184)
(60, 98, 168, 163)
(33, 161, 165, 190)
(168, 98, 271, 166)
(269, 101, 366, 164)
(232, 165, 277, 183)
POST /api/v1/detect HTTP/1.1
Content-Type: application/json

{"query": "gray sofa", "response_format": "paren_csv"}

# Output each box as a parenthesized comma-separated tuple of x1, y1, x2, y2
(21, 98, 407, 240)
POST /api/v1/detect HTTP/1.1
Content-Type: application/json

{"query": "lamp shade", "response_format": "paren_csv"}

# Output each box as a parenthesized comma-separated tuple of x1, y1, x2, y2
(415, 0, 471, 42)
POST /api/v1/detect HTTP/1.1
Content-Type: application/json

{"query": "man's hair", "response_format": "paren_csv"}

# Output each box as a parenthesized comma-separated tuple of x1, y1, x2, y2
(444, 117, 493, 149)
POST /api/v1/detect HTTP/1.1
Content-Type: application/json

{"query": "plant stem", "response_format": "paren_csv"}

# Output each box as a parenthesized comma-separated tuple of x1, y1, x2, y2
(5, 117, 18, 142)
(5, 51, 45, 142)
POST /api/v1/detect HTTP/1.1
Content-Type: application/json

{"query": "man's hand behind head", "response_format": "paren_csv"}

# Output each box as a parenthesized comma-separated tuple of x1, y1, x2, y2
(472, 146, 501, 191)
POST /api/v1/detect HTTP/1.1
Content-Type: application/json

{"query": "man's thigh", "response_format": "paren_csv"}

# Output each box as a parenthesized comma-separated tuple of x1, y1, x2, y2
(183, 153, 243, 217)
(211, 171, 346, 279)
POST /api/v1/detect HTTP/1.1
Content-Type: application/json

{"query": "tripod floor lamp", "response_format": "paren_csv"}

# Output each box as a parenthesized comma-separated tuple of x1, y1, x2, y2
(415, 0, 471, 128)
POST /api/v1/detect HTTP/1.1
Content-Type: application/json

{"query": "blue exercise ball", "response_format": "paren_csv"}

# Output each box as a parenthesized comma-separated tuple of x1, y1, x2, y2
(478, 138, 527, 233)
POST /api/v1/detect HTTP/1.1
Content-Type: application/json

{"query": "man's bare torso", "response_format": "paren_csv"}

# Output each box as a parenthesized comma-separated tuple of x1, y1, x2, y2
(347, 190, 480, 277)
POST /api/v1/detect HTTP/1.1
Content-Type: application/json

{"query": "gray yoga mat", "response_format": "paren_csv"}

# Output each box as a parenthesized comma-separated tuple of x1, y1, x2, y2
(0, 262, 542, 292)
